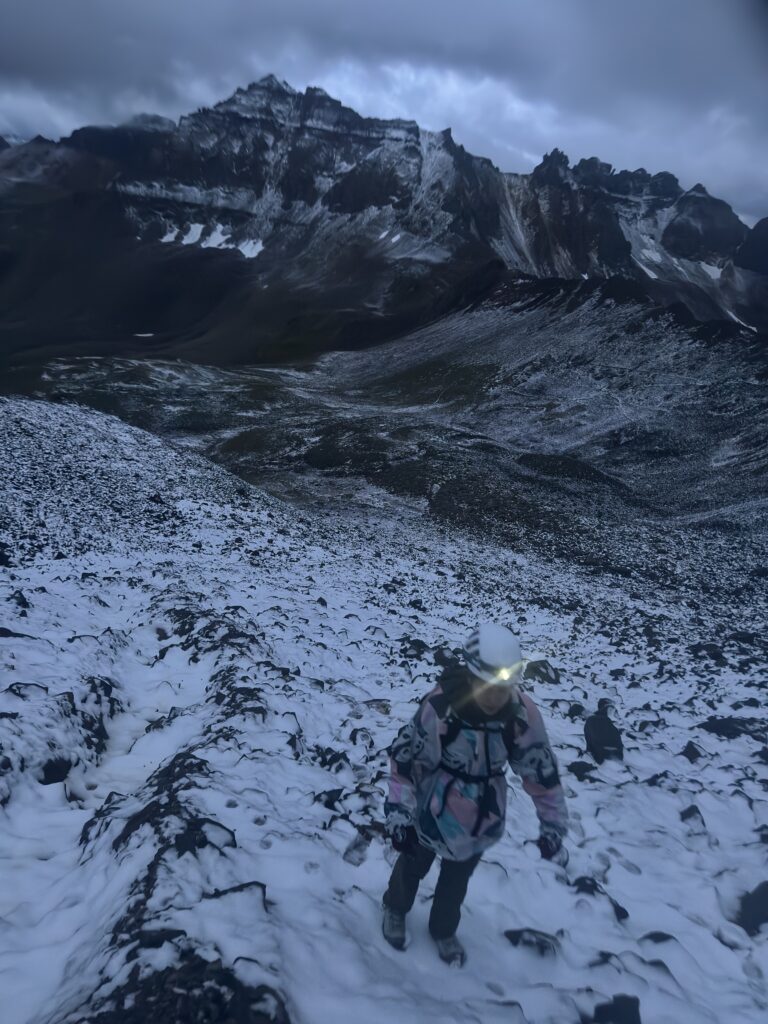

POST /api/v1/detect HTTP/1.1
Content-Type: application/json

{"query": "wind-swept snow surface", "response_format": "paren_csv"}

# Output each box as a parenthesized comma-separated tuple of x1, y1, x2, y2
(1, 398, 766, 1024)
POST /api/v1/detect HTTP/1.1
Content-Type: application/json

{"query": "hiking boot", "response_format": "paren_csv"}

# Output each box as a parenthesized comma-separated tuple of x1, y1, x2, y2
(434, 933, 466, 966)
(382, 904, 406, 950)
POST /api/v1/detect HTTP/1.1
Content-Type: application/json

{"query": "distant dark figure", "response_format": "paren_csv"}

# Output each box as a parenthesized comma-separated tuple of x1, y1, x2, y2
(584, 698, 624, 764)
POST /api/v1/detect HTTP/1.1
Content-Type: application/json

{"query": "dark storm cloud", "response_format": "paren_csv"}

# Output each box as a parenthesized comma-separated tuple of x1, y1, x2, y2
(1, 0, 767, 220)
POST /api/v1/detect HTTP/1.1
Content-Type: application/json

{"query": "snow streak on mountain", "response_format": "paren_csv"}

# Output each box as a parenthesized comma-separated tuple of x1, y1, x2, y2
(1, 397, 767, 1024)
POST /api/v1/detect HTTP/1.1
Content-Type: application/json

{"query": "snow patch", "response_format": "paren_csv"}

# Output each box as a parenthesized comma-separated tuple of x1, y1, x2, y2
(632, 256, 658, 280)
(181, 223, 204, 245)
(726, 309, 757, 332)
(200, 223, 231, 249)
(156, 220, 262, 259)
(238, 238, 264, 258)
(641, 247, 663, 265)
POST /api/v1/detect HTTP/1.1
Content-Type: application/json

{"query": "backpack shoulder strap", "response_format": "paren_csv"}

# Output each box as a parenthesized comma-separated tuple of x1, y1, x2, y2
(441, 713, 463, 752)
(502, 697, 528, 759)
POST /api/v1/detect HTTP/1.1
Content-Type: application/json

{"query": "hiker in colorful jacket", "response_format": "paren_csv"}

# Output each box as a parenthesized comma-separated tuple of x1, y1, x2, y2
(382, 623, 568, 965)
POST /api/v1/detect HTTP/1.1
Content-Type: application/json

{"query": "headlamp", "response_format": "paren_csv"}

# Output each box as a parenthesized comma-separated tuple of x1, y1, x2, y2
(490, 661, 524, 686)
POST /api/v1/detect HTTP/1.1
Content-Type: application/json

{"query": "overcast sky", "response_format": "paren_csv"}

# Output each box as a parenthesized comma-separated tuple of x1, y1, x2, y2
(1, 0, 766, 222)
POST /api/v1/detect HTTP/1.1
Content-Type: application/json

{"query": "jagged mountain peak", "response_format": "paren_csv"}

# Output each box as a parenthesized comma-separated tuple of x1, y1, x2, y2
(206, 75, 416, 136)
(648, 170, 681, 197)
(251, 73, 297, 94)
(211, 74, 299, 118)
(538, 147, 570, 170)
(546, 146, 570, 163)
(530, 148, 572, 186)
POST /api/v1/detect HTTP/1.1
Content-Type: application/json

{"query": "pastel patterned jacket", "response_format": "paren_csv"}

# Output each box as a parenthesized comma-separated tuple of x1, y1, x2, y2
(385, 664, 568, 861)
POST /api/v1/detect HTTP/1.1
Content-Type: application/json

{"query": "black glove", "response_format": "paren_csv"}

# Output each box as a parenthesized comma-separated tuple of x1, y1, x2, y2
(391, 825, 419, 855)
(537, 833, 568, 864)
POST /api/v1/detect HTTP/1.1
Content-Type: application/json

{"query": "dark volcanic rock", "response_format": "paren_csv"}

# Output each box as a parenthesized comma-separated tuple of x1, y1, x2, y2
(0, 626, 36, 639)
(679, 741, 703, 763)
(736, 881, 768, 937)
(568, 761, 597, 782)
(688, 641, 727, 666)
(136, 927, 187, 949)
(504, 928, 560, 956)
(524, 659, 561, 685)
(40, 756, 72, 784)
(572, 876, 629, 921)
(697, 716, 766, 743)
(68, 955, 289, 1024)
(587, 994, 642, 1024)
(680, 804, 705, 826)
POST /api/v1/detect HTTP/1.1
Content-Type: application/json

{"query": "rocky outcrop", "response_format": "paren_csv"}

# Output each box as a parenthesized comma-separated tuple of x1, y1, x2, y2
(661, 184, 749, 262)
(735, 217, 768, 276)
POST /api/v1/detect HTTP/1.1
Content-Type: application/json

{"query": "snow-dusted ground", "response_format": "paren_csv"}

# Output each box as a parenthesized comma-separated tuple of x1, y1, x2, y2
(1, 397, 766, 1024)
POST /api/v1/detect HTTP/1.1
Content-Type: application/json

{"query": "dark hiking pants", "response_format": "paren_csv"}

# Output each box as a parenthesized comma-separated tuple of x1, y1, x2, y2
(383, 843, 482, 939)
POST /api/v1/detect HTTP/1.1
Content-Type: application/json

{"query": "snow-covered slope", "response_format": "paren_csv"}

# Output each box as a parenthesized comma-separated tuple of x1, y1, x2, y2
(2, 397, 766, 1023)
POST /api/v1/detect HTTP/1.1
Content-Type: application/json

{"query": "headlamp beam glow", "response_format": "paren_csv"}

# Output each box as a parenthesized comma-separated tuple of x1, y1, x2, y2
(488, 660, 524, 684)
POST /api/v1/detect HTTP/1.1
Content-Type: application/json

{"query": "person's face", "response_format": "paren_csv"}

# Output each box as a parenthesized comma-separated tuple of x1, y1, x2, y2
(471, 675, 514, 713)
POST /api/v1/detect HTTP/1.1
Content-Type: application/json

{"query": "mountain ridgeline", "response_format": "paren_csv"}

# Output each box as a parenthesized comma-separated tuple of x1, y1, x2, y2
(0, 74, 765, 365)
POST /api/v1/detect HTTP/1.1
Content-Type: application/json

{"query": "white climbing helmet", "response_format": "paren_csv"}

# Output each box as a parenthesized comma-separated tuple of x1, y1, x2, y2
(463, 623, 524, 686)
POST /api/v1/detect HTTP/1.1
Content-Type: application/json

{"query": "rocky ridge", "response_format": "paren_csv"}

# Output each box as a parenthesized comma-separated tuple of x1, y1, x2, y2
(0, 75, 765, 367)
